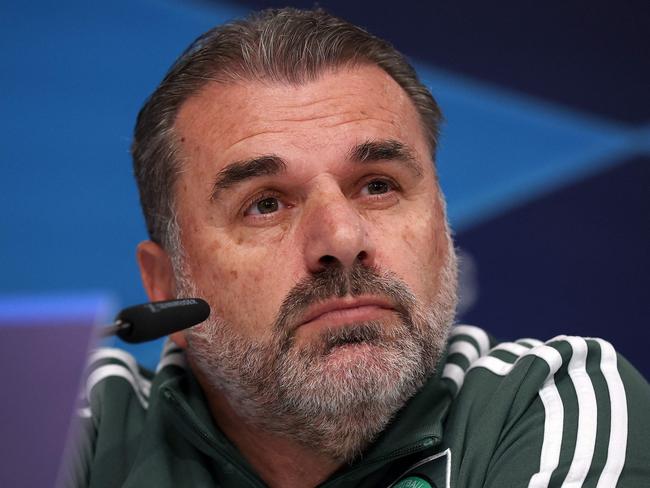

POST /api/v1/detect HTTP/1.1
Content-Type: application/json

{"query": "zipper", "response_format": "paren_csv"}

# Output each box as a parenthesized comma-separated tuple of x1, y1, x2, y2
(162, 387, 267, 488)
(164, 384, 438, 488)
(319, 437, 435, 487)
(384, 449, 450, 488)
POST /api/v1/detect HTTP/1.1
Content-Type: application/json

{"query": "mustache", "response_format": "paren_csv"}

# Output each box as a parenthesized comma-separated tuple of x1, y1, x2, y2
(273, 262, 417, 336)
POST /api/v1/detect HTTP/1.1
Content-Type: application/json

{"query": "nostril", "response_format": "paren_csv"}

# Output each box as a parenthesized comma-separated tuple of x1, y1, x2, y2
(318, 255, 339, 268)
(318, 251, 368, 270)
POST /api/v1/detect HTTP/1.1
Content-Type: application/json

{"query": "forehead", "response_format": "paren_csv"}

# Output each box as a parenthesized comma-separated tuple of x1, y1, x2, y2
(173, 64, 430, 175)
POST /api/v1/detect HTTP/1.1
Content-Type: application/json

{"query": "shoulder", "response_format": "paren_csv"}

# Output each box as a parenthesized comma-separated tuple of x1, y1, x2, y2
(62, 341, 187, 488)
(77, 340, 186, 423)
(78, 347, 152, 423)
(442, 325, 650, 488)
(443, 327, 647, 407)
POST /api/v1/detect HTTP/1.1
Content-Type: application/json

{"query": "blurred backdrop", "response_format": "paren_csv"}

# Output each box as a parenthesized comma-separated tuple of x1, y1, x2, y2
(1, 0, 648, 375)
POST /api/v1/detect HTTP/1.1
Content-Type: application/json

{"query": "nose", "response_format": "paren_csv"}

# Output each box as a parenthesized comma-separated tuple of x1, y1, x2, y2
(302, 185, 376, 274)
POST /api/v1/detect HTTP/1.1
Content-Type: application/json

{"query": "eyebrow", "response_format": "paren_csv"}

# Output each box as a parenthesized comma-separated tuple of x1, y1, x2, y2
(348, 139, 423, 177)
(209, 139, 422, 201)
(210, 155, 286, 201)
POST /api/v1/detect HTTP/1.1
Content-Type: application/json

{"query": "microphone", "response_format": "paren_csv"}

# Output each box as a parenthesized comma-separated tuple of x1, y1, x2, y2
(101, 298, 210, 343)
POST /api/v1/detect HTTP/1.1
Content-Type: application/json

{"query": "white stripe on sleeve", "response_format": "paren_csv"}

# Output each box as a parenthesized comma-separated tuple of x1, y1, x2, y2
(156, 351, 186, 373)
(468, 355, 515, 376)
(450, 325, 491, 355)
(528, 376, 564, 488)
(87, 348, 152, 398)
(528, 345, 564, 488)
(518, 338, 544, 347)
(560, 336, 598, 487)
(595, 338, 628, 488)
(490, 341, 530, 357)
(160, 338, 182, 359)
(448, 340, 480, 364)
(86, 364, 150, 410)
(77, 406, 92, 418)
(467, 342, 531, 376)
(442, 363, 467, 391)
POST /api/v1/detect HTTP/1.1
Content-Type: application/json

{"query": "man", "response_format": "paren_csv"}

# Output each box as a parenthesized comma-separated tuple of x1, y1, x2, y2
(69, 8, 650, 487)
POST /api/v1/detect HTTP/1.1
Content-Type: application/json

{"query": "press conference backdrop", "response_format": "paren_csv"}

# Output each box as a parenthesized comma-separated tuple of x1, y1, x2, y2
(1, 0, 648, 375)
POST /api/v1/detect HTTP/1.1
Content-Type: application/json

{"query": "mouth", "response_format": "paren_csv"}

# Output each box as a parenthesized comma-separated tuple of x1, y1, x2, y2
(297, 296, 396, 330)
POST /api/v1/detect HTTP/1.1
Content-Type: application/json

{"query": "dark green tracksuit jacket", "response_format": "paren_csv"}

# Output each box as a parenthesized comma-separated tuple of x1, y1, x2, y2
(64, 326, 650, 487)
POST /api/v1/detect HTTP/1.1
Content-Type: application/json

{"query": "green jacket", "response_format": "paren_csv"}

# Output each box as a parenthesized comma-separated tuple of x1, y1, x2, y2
(64, 326, 650, 487)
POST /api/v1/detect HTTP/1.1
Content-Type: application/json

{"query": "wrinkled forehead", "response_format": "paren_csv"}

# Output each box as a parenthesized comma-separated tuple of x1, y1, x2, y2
(172, 65, 433, 178)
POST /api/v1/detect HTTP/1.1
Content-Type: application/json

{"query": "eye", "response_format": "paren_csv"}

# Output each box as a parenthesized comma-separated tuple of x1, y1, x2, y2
(243, 195, 286, 216)
(360, 178, 395, 196)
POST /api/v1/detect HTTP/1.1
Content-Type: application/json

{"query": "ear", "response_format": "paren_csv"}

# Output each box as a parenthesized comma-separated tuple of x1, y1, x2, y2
(137, 240, 176, 301)
(136, 240, 188, 349)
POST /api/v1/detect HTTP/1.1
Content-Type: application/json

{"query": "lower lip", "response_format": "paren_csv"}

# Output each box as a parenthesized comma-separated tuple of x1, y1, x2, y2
(300, 305, 394, 330)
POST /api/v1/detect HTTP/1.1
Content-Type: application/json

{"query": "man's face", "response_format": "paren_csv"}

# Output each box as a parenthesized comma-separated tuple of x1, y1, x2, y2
(169, 64, 457, 458)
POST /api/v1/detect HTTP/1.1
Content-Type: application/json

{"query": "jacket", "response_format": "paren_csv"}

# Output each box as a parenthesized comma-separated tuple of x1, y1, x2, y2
(64, 325, 650, 487)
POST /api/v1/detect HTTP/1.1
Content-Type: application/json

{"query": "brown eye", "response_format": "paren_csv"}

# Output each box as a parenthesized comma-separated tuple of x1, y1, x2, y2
(244, 195, 285, 216)
(256, 197, 279, 214)
(365, 179, 392, 195)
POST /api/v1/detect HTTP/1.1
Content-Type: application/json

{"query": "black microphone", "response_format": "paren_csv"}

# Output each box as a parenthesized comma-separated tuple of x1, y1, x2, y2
(101, 298, 210, 343)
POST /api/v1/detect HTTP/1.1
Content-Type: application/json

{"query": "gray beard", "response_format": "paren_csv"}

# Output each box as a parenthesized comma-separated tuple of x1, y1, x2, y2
(176, 245, 458, 462)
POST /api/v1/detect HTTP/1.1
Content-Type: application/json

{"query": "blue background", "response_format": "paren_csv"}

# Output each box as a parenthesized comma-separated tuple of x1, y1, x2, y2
(1, 0, 648, 374)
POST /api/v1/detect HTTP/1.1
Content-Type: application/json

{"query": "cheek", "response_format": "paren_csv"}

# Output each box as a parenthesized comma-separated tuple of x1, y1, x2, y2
(374, 206, 449, 299)
(184, 230, 300, 339)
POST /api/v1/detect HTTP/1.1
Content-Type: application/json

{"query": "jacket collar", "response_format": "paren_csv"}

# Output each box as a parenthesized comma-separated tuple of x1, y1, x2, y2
(158, 349, 452, 476)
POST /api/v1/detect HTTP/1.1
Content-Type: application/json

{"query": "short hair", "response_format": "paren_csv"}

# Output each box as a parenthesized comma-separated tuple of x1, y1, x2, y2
(132, 7, 443, 250)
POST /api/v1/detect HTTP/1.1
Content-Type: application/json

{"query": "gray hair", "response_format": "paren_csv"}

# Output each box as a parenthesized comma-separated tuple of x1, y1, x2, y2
(132, 7, 443, 250)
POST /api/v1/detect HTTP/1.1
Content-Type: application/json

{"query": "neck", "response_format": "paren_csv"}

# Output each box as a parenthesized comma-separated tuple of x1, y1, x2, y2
(194, 369, 342, 488)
